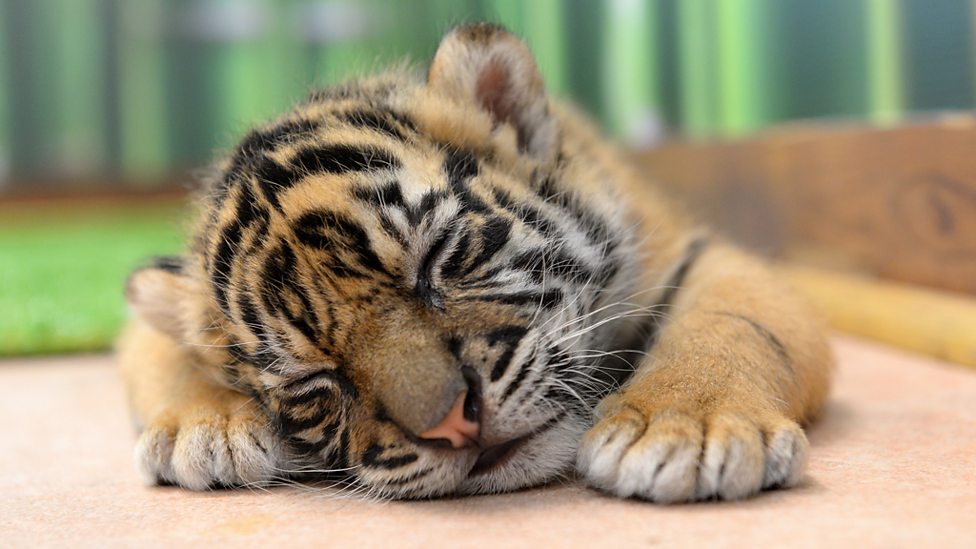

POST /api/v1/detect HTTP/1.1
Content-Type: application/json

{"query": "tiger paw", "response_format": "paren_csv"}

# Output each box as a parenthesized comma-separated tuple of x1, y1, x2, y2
(576, 403, 808, 503)
(134, 405, 284, 490)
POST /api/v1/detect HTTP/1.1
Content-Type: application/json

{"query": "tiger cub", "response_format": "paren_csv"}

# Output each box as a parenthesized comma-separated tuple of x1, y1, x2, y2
(119, 23, 831, 502)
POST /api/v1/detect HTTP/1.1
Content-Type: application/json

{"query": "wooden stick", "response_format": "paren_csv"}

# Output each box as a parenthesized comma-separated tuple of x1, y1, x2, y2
(779, 265, 976, 369)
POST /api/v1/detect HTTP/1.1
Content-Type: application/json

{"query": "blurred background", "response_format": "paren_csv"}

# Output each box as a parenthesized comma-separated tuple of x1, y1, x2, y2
(2, 0, 976, 359)
(3, 0, 976, 187)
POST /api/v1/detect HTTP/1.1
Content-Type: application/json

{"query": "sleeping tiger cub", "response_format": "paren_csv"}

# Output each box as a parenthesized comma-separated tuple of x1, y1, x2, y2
(119, 23, 831, 502)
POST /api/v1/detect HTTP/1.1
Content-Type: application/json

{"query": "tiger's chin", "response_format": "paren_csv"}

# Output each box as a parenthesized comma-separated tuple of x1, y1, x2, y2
(367, 414, 585, 499)
(457, 417, 583, 496)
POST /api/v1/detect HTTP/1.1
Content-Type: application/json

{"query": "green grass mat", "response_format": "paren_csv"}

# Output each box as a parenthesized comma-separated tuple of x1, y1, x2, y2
(0, 202, 186, 356)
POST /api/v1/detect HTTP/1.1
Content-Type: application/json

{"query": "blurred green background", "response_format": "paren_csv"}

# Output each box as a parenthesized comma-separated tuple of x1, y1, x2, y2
(2, 0, 976, 356)
(4, 0, 976, 186)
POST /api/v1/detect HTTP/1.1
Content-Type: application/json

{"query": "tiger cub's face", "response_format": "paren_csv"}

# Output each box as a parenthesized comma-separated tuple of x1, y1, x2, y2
(133, 24, 638, 497)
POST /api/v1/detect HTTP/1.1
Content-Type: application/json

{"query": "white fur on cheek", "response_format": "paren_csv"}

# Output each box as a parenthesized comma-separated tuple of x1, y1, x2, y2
(458, 415, 585, 495)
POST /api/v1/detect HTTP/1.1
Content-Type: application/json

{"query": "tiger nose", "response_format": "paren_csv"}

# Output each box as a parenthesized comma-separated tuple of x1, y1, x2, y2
(419, 367, 482, 449)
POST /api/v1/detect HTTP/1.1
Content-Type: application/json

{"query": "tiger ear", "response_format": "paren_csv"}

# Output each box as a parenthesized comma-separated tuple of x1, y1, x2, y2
(125, 256, 193, 339)
(427, 23, 558, 162)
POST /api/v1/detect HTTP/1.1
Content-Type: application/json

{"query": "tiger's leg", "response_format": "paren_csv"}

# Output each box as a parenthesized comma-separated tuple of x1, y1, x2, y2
(118, 318, 285, 490)
(577, 243, 832, 502)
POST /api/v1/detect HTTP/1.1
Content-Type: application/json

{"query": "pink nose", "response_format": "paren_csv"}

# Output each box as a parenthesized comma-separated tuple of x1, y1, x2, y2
(419, 391, 480, 449)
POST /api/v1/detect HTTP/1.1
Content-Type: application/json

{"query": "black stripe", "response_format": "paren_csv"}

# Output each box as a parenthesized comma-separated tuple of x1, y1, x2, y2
(361, 444, 418, 469)
(311, 278, 340, 349)
(293, 144, 400, 176)
(353, 180, 406, 210)
(383, 466, 434, 486)
(313, 420, 348, 465)
(335, 427, 351, 468)
(508, 250, 545, 283)
(465, 289, 563, 309)
(415, 229, 451, 309)
(509, 248, 591, 284)
(243, 198, 271, 256)
(255, 144, 400, 209)
(260, 243, 297, 315)
(220, 118, 321, 201)
(274, 402, 336, 436)
(500, 346, 537, 403)
(440, 228, 472, 279)
(280, 385, 340, 409)
(343, 109, 415, 141)
(446, 336, 462, 360)
(211, 221, 243, 314)
(286, 424, 336, 456)
(644, 237, 710, 349)
(147, 255, 184, 274)
(492, 188, 559, 238)
(536, 176, 614, 247)
(252, 156, 295, 211)
(461, 216, 512, 276)
(259, 242, 321, 345)
(408, 190, 447, 226)
(293, 210, 392, 277)
(285, 283, 321, 345)
(549, 250, 592, 283)
(237, 119, 319, 161)
(378, 212, 406, 244)
(444, 148, 488, 213)
(487, 325, 528, 382)
(237, 294, 279, 371)
(713, 312, 793, 374)
(655, 237, 709, 312)
(281, 368, 358, 398)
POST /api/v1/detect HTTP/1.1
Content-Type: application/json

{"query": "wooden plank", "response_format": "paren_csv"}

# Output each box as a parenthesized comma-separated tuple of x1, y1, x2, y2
(780, 264, 976, 369)
(638, 115, 976, 295)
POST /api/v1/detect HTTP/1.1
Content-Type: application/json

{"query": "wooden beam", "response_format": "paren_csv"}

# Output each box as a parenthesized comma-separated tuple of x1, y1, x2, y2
(639, 115, 976, 295)
(780, 264, 976, 369)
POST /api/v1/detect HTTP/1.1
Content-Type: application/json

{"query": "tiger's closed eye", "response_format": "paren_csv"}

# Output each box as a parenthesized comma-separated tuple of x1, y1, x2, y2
(415, 228, 452, 310)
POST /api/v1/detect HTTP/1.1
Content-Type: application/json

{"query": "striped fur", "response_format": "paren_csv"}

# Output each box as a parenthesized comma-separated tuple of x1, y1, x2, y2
(120, 24, 831, 501)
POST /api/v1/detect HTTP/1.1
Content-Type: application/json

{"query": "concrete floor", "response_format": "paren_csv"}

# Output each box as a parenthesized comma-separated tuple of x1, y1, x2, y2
(2, 335, 975, 548)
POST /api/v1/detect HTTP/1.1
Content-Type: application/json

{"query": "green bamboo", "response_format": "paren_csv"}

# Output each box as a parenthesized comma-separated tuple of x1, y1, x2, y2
(118, 0, 170, 179)
(523, 0, 566, 94)
(0, 3, 10, 179)
(866, 0, 903, 124)
(715, 0, 771, 136)
(307, 0, 372, 87)
(677, 0, 715, 137)
(268, 1, 308, 107)
(427, 0, 480, 29)
(316, 40, 366, 86)
(487, 0, 524, 35)
(378, 0, 431, 66)
(901, 0, 973, 112)
(214, 0, 279, 148)
(603, 0, 660, 143)
(52, 0, 107, 174)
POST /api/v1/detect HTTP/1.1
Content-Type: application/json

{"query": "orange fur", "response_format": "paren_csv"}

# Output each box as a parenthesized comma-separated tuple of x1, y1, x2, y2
(118, 23, 831, 501)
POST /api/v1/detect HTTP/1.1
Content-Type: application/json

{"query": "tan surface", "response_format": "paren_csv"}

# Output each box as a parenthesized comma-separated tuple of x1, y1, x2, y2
(2, 336, 975, 548)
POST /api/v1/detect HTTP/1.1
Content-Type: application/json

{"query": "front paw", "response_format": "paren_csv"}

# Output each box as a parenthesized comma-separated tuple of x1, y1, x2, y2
(134, 405, 284, 490)
(576, 403, 808, 503)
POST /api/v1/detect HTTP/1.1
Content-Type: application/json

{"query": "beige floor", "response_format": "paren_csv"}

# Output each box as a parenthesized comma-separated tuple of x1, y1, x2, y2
(2, 335, 975, 548)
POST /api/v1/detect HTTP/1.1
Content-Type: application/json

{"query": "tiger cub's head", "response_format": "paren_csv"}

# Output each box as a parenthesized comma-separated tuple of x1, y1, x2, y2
(127, 23, 640, 497)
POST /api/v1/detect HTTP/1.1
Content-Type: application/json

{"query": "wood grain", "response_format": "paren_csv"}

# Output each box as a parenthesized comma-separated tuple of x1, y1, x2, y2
(639, 115, 976, 294)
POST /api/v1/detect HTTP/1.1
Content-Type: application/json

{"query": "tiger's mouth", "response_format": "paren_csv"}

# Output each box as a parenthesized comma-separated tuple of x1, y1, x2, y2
(467, 436, 530, 476)
(465, 411, 566, 477)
